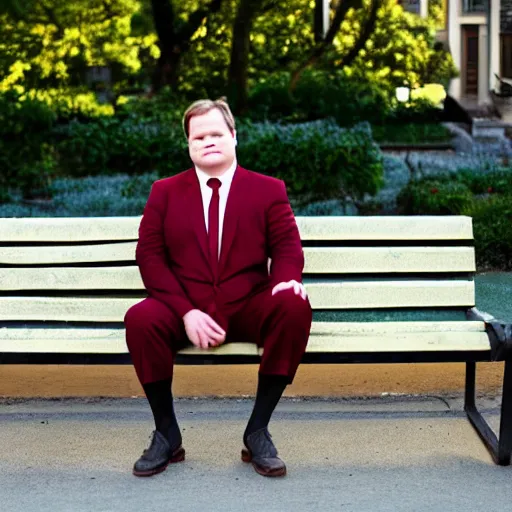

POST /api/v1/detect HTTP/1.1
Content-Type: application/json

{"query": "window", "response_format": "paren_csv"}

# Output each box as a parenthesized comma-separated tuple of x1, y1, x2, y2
(462, 0, 487, 13)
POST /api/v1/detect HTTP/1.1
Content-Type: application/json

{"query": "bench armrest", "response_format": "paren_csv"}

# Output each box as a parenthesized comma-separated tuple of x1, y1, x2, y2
(467, 307, 512, 361)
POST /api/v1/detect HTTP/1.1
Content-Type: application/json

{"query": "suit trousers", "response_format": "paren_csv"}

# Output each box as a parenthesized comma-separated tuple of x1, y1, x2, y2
(124, 286, 312, 386)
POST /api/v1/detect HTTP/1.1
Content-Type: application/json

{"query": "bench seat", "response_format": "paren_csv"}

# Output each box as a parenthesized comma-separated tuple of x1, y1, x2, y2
(0, 321, 491, 357)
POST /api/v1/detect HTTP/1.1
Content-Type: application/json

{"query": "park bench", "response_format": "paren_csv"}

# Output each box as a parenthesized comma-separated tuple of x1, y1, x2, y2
(1, 215, 511, 465)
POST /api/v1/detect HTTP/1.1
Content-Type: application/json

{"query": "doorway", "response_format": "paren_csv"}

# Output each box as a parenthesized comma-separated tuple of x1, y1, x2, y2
(462, 25, 479, 95)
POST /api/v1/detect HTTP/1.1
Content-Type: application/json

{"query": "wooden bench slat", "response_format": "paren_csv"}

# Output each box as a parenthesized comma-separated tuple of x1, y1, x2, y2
(0, 246, 476, 273)
(303, 247, 475, 273)
(0, 323, 489, 354)
(0, 281, 475, 321)
(0, 216, 474, 242)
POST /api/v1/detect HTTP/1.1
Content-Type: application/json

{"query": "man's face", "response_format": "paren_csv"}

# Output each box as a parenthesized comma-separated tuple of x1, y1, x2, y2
(187, 108, 236, 172)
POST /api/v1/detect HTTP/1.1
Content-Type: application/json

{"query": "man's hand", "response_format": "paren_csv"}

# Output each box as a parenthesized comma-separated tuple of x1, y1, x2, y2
(183, 309, 226, 349)
(271, 280, 307, 300)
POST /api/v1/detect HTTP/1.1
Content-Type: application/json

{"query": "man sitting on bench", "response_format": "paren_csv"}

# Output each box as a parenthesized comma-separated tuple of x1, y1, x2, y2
(124, 98, 312, 478)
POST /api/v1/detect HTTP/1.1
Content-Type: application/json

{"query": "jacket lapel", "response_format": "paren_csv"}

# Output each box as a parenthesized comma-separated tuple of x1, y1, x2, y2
(183, 169, 211, 271)
(219, 166, 247, 276)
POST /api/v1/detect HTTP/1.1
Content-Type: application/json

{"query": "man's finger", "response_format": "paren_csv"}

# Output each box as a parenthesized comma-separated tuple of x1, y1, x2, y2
(197, 329, 209, 349)
(272, 282, 290, 295)
(189, 329, 201, 348)
(203, 315, 226, 336)
(202, 323, 225, 343)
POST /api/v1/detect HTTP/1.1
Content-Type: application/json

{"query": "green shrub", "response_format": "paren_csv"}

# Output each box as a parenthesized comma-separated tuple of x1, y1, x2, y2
(470, 195, 512, 271)
(0, 91, 57, 201)
(247, 70, 391, 126)
(54, 116, 384, 204)
(55, 116, 190, 177)
(246, 70, 443, 126)
(237, 119, 384, 204)
(115, 87, 187, 124)
(372, 123, 452, 144)
(396, 179, 474, 215)
(455, 168, 512, 195)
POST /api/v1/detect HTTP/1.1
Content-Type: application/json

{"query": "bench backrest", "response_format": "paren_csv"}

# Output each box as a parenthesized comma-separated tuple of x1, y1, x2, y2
(0, 216, 476, 325)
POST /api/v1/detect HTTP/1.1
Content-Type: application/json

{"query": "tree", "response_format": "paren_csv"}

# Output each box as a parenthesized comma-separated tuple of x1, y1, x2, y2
(227, 0, 276, 114)
(149, 0, 224, 91)
(290, 0, 367, 90)
(0, 0, 159, 114)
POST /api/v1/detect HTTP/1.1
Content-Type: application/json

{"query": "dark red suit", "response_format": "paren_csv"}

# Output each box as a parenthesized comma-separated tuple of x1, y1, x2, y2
(125, 165, 312, 385)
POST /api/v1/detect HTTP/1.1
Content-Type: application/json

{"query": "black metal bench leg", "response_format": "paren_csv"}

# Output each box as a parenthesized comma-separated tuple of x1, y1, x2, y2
(465, 360, 512, 466)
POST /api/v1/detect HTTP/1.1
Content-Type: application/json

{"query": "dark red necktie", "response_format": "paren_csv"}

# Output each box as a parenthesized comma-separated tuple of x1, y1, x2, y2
(207, 178, 221, 279)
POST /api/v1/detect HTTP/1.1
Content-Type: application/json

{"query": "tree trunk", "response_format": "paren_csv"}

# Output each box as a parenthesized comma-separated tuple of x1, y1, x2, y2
(150, 0, 224, 93)
(150, 0, 178, 92)
(227, 0, 265, 115)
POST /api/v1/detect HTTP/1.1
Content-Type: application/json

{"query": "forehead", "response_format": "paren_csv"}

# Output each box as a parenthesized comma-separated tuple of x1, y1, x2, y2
(188, 108, 231, 137)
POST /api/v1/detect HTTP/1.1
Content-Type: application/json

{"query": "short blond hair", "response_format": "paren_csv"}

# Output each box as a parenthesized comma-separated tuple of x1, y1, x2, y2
(182, 98, 236, 138)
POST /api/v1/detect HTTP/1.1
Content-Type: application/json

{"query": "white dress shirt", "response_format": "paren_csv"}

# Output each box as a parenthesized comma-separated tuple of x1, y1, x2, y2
(195, 159, 238, 258)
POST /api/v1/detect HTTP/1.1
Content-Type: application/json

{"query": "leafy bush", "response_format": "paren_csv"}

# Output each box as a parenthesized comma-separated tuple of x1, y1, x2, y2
(247, 70, 391, 126)
(396, 179, 474, 215)
(54, 117, 384, 204)
(0, 174, 156, 218)
(115, 87, 187, 124)
(55, 116, 190, 177)
(247, 70, 445, 126)
(237, 119, 384, 204)
(470, 195, 512, 271)
(372, 123, 452, 144)
(395, 169, 512, 269)
(23, 88, 115, 121)
(455, 168, 512, 195)
(0, 91, 57, 201)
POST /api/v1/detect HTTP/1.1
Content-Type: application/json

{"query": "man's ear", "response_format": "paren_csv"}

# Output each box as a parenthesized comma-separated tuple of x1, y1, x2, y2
(232, 130, 237, 146)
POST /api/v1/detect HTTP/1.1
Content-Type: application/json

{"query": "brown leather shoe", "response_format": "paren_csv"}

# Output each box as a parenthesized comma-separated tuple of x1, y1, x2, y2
(241, 428, 286, 477)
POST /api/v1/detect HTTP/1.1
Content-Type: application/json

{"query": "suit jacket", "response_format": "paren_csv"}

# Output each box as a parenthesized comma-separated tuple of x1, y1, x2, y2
(135, 165, 304, 327)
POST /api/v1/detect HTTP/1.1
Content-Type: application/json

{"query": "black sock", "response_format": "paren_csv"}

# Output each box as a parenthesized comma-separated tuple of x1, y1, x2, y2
(244, 373, 289, 443)
(143, 379, 182, 448)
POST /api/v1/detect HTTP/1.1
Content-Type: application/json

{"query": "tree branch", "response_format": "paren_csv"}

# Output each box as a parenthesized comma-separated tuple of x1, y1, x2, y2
(289, 0, 362, 90)
(339, 0, 381, 68)
(176, 0, 224, 48)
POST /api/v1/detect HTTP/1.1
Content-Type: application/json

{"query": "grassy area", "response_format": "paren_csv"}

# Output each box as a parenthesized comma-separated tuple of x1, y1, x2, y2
(372, 123, 453, 145)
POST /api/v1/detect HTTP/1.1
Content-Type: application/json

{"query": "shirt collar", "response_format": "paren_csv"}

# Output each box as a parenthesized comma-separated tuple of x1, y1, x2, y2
(195, 158, 238, 189)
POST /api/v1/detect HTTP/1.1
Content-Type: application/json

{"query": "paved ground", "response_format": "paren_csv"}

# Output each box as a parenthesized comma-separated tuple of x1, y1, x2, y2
(1, 397, 512, 511)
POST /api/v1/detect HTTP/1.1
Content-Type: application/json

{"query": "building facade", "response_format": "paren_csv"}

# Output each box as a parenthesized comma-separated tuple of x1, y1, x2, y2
(400, 0, 504, 107)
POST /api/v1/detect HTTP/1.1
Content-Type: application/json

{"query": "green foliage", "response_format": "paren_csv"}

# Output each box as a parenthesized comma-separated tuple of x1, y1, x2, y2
(246, 70, 443, 126)
(372, 123, 452, 144)
(396, 179, 474, 215)
(55, 116, 190, 176)
(247, 70, 391, 124)
(324, 0, 458, 91)
(115, 87, 187, 123)
(0, 0, 158, 117)
(54, 117, 384, 204)
(428, 0, 446, 31)
(455, 169, 512, 195)
(470, 195, 512, 271)
(0, 90, 57, 200)
(396, 169, 512, 270)
(237, 119, 384, 203)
